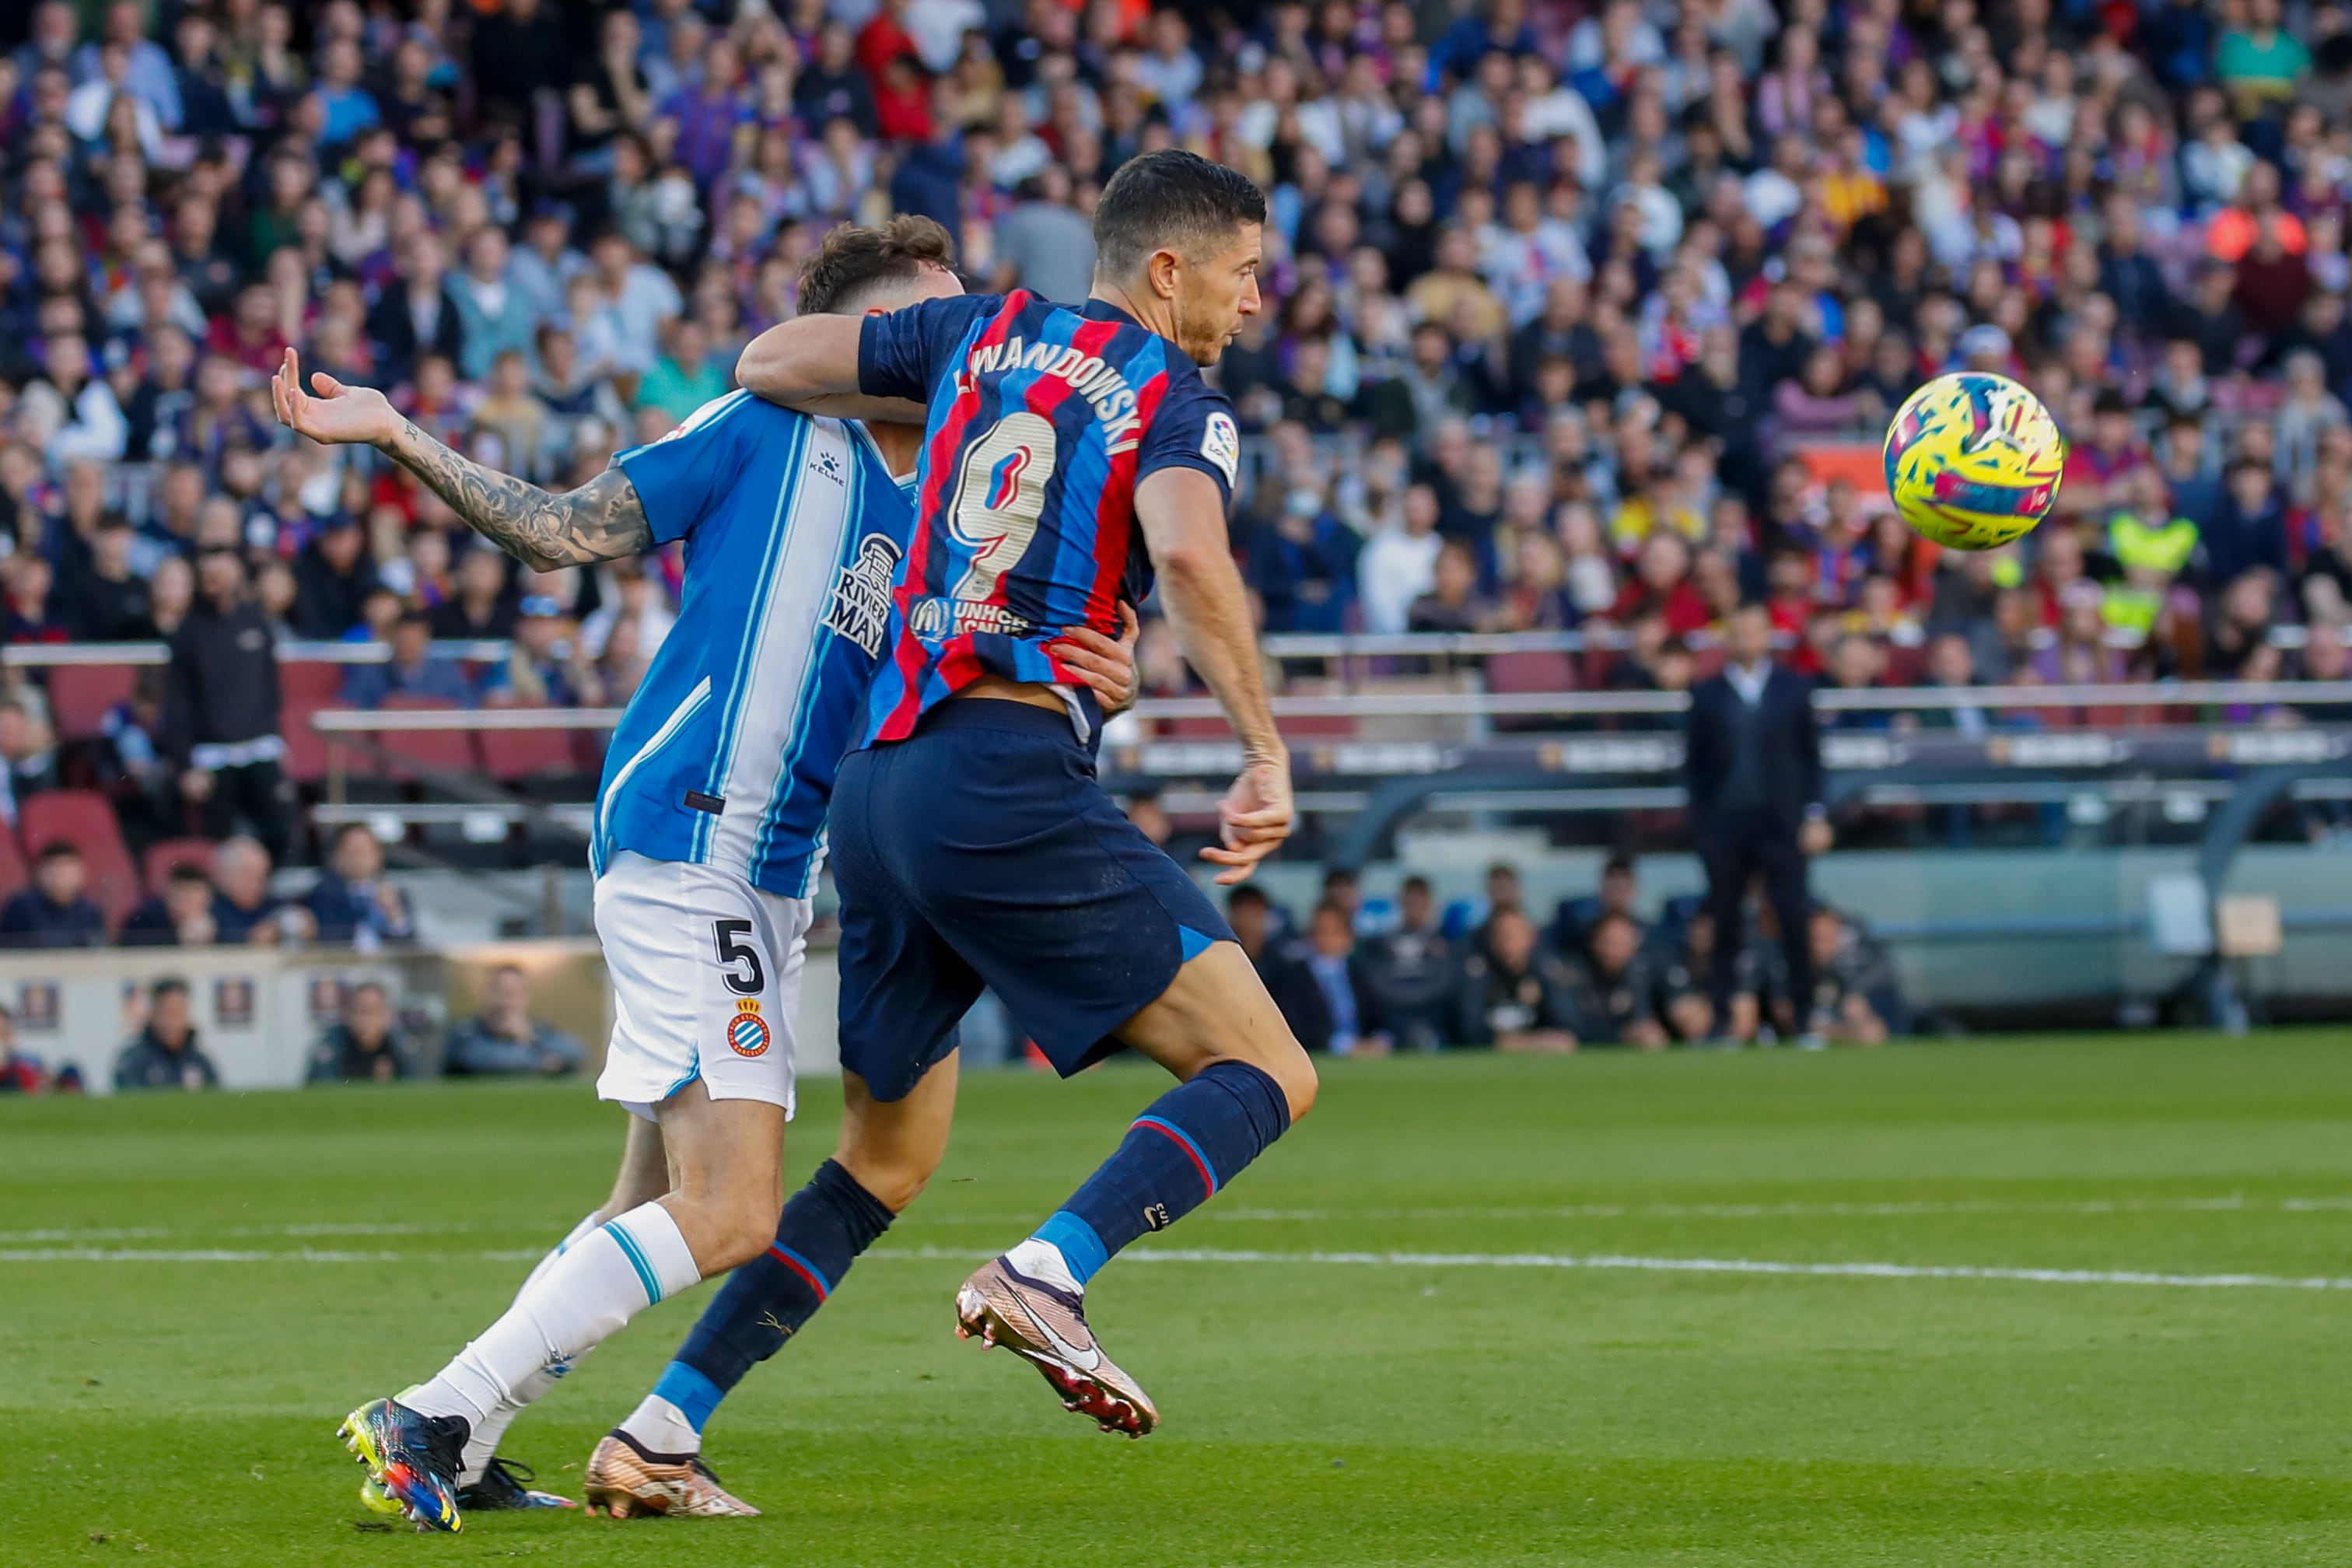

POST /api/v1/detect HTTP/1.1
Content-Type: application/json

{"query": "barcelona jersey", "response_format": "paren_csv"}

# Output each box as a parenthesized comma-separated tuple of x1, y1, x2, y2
(853, 290, 1241, 744)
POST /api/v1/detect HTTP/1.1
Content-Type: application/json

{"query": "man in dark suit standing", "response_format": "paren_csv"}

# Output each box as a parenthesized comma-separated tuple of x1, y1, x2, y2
(1684, 602, 1831, 1041)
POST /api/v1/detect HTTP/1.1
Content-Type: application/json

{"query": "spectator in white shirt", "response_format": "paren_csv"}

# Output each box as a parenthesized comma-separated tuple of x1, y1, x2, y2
(1358, 482, 1446, 635)
(34, 334, 130, 467)
(1745, 133, 1812, 232)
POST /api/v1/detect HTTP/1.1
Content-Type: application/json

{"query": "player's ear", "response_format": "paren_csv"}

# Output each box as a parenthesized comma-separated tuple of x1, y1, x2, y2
(1146, 246, 1184, 301)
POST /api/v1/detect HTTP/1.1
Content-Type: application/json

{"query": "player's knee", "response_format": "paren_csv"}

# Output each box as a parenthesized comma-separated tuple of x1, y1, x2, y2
(1264, 1041, 1318, 1125)
(724, 1201, 785, 1272)
(835, 1146, 937, 1213)
(695, 1189, 786, 1273)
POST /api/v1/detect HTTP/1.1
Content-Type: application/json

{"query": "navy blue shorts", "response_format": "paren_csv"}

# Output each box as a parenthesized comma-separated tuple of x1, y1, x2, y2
(830, 700, 1236, 1102)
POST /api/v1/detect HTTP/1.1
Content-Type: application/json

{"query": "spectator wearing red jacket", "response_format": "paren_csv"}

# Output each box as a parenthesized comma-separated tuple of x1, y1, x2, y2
(1608, 531, 1712, 636)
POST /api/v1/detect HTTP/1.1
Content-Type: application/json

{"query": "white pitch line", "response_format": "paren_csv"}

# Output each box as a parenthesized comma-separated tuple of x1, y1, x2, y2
(0, 1246, 544, 1263)
(1212, 1195, 2352, 1223)
(0, 1248, 410, 1263)
(875, 1245, 2352, 1292)
(4, 1195, 2349, 1248)
(0, 1220, 487, 1244)
(11, 1243, 2352, 1293)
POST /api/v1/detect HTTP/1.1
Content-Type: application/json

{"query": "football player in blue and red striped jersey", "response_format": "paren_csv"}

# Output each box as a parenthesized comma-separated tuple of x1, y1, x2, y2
(735, 149, 1318, 1438)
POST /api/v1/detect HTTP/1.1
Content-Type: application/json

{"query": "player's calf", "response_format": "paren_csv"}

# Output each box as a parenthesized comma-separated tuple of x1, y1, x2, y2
(964, 945, 1311, 1435)
(368, 1090, 772, 1496)
(614, 1158, 897, 1460)
(604, 1062, 957, 1479)
(651, 1090, 789, 1275)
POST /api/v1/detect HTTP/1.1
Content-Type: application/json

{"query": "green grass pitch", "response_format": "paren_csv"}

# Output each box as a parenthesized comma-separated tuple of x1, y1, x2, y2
(6, 1034, 2352, 1565)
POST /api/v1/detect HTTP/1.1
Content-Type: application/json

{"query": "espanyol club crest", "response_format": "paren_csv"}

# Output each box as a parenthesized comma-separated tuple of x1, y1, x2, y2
(727, 999, 772, 1059)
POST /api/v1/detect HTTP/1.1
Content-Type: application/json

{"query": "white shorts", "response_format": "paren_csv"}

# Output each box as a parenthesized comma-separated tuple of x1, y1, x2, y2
(593, 850, 812, 1121)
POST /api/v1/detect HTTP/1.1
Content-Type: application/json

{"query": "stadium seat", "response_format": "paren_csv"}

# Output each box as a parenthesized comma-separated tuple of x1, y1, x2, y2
(1883, 645, 1927, 686)
(0, 828, 26, 902)
(570, 726, 610, 776)
(142, 837, 218, 896)
(478, 705, 583, 783)
(19, 789, 140, 929)
(1486, 649, 1577, 696)
(282, 698, 334, 785)
(1486, 649, 1578, 733)
(47, 663, 139, 743)
(278, 660, 348, 707)
(370, 696, 481, 780)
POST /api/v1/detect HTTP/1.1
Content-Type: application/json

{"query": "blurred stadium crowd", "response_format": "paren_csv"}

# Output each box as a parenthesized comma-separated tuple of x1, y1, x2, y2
(0, 954, 586, 1092)
(0, 0, 2349, 939)
(1220, 856, 1907, 1055)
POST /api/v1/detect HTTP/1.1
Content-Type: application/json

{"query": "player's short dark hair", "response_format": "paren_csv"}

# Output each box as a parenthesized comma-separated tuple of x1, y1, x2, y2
(797, 215, 958, 317)
(36, 839, 80, 864)
(1092, 149, 1267, 283)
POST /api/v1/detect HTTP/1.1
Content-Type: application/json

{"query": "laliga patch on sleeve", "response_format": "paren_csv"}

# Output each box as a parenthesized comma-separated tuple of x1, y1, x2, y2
(1201, 411, 1241, 487)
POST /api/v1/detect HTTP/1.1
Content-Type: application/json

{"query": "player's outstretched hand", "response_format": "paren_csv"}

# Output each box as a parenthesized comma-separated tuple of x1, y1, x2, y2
(271, 348, 401, 447)
(1202, 749, 1293, 885)
(1048, 603, 1143, 716)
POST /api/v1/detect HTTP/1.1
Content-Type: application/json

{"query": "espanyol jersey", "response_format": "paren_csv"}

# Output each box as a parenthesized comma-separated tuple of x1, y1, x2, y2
(853, 290, 1240, 744)
(597, 391, 913, 898)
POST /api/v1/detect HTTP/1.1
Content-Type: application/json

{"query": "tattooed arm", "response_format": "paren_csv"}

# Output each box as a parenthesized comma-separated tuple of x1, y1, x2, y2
(375, 418, 649, 569)
(271, 348, 649, 571)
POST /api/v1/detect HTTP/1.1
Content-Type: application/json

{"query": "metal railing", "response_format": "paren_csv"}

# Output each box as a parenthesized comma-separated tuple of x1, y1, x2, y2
(309, 707, 621, 732)
(2, 639, 513, 667)
(5, 620, 2339, 675)
(1132, 680, 2352, 722)
(291, 679, 2352, 732)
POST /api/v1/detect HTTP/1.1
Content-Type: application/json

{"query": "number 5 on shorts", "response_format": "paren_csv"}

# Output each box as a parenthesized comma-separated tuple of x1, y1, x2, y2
(713, 919, 765, 996)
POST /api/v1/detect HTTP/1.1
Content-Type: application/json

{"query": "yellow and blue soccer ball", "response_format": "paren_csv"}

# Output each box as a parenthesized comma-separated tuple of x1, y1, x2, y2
(1882, 372, 2067, 551)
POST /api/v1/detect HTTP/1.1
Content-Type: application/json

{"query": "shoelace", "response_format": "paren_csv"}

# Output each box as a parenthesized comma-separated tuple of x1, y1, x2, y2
(484, 1458, 539, 1491)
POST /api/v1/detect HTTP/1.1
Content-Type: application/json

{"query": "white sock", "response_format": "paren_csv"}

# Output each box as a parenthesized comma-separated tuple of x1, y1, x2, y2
(446, 1211, 604, 1484)
(1003, 1237, 1083, 1297)
(618, 1394, 702, 1458)
(407, 1203, 702, 1430)
(521, 1210, 605, 1294)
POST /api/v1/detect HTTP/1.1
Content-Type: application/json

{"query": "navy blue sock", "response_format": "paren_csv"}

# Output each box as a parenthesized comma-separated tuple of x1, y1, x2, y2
(657, 1160, 895, 1430)
(1026, 1060, 1292, 1287)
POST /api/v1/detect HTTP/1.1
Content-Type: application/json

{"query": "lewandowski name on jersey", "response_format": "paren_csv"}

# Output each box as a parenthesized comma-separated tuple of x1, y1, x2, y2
(957, 335, 1147, 451)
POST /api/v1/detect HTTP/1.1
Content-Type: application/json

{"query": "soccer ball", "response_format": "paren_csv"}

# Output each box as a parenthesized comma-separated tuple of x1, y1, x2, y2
(1881, 372, 2067, 551)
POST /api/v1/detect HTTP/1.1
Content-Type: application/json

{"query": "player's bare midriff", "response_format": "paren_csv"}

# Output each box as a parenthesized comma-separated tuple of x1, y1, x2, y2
(950, 674, 1068, 713)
